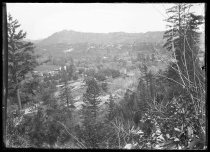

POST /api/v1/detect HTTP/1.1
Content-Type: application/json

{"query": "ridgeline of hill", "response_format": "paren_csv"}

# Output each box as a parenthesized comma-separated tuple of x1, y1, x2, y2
(35, 30, 165, 46)
(31, 30, 204, 66)
(32, 30, 165, 61)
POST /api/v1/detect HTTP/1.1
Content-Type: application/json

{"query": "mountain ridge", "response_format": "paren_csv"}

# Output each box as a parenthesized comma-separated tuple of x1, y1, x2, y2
(33, 29, 204, 61)
(35, 30, 165, 46)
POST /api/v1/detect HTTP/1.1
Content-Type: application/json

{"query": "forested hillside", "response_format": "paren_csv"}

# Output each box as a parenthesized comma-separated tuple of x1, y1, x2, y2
(35, 30, 164, 46)
(5, 3, 206, 150)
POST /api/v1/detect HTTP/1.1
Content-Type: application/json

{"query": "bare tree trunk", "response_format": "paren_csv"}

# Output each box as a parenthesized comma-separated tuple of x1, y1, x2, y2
(197, 121, 206, 148)
(15, 72, 22, 110)
(16, 87, 22, 110)
(66, 89, 69, 107)
(67, 97, 69, 107)
(64, 81, 69, 107)
(118, 131, 121, 148)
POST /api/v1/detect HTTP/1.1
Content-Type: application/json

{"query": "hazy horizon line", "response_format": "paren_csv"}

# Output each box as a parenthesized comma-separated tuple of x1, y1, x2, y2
(25, 29, 167, 41)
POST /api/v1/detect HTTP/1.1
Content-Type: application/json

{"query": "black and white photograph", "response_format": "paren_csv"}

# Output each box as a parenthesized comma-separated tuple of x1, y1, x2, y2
(3, 3, 206, 149)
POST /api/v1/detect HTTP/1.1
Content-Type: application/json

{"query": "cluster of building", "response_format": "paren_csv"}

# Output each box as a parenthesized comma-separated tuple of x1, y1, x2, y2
(33, 66, 66, 77)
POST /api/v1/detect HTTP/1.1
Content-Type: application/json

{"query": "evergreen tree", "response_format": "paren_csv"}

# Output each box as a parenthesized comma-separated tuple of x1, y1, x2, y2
(107, 94, 115, 121)
(136, 78, 148, 113)
(162, 4, 205, 149)
(163, 4, 188, 82)
(81, 78, 101, 148)
(183, 13, 204, 86)
(59, 81, 73, 107)
(147, 71, 155, 100)
(163, 4, 204, 86)
(163, 4, 205, 104)
(138, 63, 152, 109)
(7, 14, 38, 110)
(66, 59, 76, 81)
(59, 66, 74, 107)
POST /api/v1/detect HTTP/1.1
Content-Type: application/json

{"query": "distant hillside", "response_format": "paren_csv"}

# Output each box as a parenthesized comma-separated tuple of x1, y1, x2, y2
(24, 38, 44, 43)
(35, 30, 164, 46)
(33, 30, 204, 64)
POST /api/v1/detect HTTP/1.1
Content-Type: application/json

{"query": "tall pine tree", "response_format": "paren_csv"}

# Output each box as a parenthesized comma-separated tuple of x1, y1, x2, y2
(163, 4, 204, 87)
(163, 4, 205, 149)
(59, 67, 74, 107)
(81, 77, 101, 148)
(8, 14, 38, 110)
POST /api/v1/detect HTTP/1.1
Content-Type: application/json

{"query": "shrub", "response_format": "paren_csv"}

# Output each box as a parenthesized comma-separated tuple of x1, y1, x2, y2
(99, 68, 120, 79)
(95, 73, 106, 81)
(72, 74, 79, 81)
(101, 82, 108, 92)
(111, 69, 120, 78)
(84, 68, 96, 77)
(78, 68, 85, 75)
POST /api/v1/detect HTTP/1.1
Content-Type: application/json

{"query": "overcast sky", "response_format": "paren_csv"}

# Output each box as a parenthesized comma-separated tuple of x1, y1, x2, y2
(7, 3, 205, 40)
